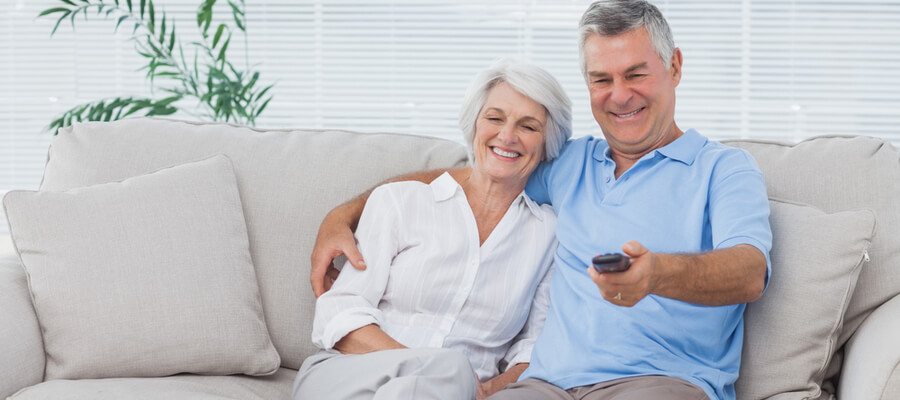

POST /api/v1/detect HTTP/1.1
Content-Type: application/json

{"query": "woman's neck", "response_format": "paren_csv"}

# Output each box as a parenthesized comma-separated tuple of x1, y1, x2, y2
(457, 167, 527, 245)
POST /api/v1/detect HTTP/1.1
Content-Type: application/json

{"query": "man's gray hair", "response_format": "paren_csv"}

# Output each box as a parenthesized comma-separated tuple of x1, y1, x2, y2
(459, 58, 572, 162)
(578, 0, 676, 76)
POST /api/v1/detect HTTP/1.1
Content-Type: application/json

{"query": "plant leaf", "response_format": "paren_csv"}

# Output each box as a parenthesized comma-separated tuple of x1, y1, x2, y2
(38, 7, 72, 17)
(212, 23, 226, 48)
(158, 14, 166, 46)
(50, 13, 71, 35)
(217, 35, 231, 61)
(140, 0, 146, 19)
(229, 1, 245, 31)
(148, 0, 155, 31)
(168, 26, 176, 52)
(254, 97, 272, 120)
(114, 14, 128, 32)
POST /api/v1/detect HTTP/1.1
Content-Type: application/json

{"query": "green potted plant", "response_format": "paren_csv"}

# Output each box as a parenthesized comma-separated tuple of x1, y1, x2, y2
(39, 0, 274, 133)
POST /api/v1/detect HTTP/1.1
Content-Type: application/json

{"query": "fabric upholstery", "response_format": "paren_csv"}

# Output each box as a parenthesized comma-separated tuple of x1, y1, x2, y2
(725, 136, 900, 346)
(3, 155, 280, 380)
(735, 200, 876, 399)
(0, 254, 44, 399)
(8, 367, 295, 400)
(39, 118, 470, 369)
(726, 136, 900, 390)
(839, 294, 900, 400)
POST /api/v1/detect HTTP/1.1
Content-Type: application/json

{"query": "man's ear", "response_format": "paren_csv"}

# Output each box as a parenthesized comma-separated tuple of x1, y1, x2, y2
(670, 48, 683, 86)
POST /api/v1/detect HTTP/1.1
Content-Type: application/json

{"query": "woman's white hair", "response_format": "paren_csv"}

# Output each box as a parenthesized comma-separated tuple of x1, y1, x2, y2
(458, 58, 572, 162)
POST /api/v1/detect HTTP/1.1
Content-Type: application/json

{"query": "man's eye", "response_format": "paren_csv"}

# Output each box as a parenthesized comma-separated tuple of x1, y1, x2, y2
(629, 74, 647, 79)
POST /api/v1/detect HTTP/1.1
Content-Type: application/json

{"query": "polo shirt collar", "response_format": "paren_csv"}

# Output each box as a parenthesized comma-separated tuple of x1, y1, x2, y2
(656, 129, 707, 165)
(592, 128, 707, 166)
(430, 171, 545, 221)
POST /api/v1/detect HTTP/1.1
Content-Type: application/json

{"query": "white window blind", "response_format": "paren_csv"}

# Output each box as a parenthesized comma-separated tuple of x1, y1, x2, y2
(2, 0, 900, 235)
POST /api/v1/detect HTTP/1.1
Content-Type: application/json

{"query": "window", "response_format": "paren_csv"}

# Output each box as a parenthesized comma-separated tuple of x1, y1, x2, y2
(2, 0, 899, 234)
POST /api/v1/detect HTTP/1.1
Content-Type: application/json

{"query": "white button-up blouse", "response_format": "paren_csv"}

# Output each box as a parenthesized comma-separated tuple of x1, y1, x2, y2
(311, 172, 557, 379)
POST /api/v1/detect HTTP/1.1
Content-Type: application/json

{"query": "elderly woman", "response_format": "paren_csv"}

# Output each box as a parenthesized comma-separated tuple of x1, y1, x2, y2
(291, 59, 572, 400)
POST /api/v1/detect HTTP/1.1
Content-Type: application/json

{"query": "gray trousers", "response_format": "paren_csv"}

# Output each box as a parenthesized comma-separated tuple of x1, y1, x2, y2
(486, 376, 709, 400)
(291, 348, 478, 400)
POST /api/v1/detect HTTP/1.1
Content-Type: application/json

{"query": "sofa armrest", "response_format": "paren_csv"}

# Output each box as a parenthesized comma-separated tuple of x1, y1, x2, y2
(0, 252, 44, 398)
(839, 293, 900, 400)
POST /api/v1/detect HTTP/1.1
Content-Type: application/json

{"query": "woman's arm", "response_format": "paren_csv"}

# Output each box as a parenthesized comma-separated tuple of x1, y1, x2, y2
(333, 324, 406, 355)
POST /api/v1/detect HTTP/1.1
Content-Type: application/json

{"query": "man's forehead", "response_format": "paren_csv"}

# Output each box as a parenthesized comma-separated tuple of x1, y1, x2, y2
(584, 33, 662, 73)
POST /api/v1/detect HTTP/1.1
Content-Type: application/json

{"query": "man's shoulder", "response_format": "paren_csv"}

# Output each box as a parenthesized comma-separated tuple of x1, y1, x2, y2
(553, 135, 605, 163)
(695, 135, 761, 171)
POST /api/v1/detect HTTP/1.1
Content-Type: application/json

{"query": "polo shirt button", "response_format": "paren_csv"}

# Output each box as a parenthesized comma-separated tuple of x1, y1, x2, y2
(605, 176, 610, 183)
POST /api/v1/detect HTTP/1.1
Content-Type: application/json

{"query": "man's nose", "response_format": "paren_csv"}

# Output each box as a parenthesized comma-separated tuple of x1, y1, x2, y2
(609, 80, 632, 106)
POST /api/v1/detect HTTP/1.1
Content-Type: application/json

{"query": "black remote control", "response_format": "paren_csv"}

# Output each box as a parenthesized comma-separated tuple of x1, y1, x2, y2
(592, 253, 631, 273)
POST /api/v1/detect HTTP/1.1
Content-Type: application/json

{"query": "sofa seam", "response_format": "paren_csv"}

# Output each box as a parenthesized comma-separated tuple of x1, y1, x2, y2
(879, 358, 900, 400)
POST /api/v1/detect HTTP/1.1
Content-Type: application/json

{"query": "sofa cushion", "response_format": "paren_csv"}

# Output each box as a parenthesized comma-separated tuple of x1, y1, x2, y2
(8, 367, 295, 400)
(3, 155, 280, 380)
(0, 254, 44, 399)
(39, 117, 470, 368)
(725, 136, 900, 347)
(735, 200, 875, 399)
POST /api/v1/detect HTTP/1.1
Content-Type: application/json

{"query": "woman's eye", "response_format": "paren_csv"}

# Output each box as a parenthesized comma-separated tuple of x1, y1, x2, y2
(524, 126, 537, 132)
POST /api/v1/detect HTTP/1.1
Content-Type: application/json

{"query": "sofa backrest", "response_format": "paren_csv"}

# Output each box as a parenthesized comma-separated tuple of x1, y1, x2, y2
(725, 136, 900, 355)
(41, 117, 470, 369)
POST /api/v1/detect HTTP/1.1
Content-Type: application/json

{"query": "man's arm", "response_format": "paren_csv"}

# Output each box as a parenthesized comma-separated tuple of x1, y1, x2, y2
(588, 241, 767, 307)
(310, 168, 468, 297)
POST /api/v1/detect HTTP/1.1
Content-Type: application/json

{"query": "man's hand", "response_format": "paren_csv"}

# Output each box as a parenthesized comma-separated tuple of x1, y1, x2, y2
(588, 240, 767, 306)
(310, 201, 368, 298)
(309, 168, 457, 297)
(588, 241, 656, 307)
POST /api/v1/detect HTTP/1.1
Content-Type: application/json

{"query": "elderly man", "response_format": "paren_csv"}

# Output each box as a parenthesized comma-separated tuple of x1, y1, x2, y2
(310, 1, 771, 399)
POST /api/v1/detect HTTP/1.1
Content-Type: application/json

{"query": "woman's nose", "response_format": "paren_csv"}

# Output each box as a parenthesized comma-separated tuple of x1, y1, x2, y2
(497, 123, 517, 143)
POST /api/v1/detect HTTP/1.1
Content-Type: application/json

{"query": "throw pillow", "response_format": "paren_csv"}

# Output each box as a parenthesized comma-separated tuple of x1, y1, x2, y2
(3, 155, 280, 380)
(735, 200, 875, 399)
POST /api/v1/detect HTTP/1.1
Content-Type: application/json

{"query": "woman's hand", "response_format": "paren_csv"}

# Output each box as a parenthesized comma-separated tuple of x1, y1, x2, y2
(476, 363, 528, 399)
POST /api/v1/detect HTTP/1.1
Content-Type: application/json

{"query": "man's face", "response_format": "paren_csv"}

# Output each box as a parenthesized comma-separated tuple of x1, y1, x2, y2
(583, 27, 682, 157)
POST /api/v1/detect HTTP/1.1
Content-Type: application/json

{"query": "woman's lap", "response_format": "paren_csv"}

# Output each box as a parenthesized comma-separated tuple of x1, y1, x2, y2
(291, 348, 478, 400)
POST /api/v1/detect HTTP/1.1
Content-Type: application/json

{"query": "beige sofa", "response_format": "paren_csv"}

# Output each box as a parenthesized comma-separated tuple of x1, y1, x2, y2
(1, 117, 898, 399)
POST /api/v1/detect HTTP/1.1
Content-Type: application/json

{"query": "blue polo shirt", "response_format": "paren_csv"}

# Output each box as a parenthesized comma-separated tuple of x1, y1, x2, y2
(520, 129, 772, 400)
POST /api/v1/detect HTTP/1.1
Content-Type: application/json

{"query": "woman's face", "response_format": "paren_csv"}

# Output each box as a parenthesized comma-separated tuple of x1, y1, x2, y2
(472, 81, 547, 186)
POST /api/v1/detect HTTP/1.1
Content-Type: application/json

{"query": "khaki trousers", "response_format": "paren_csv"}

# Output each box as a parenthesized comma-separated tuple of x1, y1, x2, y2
(487, 376, 709, 400)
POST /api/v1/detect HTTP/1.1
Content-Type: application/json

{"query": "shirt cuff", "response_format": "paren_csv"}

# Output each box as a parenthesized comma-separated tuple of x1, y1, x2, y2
(502, 339, 536, 371)
(316, 307, 385, 350)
